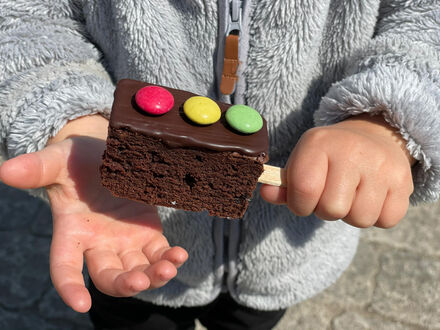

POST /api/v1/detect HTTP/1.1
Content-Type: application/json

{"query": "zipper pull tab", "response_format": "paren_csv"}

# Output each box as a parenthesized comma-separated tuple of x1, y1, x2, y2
(220, 0, 242, 96)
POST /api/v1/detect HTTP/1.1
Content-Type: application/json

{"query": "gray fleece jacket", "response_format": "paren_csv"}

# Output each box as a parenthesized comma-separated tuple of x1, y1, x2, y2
(1, 0, 440, 310)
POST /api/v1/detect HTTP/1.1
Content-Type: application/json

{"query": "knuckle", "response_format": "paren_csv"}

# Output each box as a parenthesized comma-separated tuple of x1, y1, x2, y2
(377, 201, 408, 228)
(408, 181, 415, 195)
(288, 203, 313, 217)
(301, 127, 329, 146)
(315, 202, 350, 220)
(376, 221, 396, 229)
(390, 167, 414, 196)
(345, 215, 377, 228)
(375, 215, 400, 228)
(359, 217, 378, 228)
(343, 208, 379, 228)
(369, 150, 388, 171)
(408, 176, 415, 193)
(394, 166, 412, 185)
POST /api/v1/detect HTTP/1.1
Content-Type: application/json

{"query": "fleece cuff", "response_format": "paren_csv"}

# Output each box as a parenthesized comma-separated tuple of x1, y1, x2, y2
(1, 62, 114, 159)
(315, 64, 440, 204)
(0, 61, 114, 200)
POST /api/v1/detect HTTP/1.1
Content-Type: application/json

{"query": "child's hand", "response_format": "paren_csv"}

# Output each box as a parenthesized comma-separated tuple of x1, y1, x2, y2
(0, 115, 188, 313)
(261, 114, 415, 228)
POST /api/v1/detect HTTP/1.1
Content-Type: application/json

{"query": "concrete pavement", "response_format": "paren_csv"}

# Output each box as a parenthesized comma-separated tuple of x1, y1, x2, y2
(0, 182, 438, 329)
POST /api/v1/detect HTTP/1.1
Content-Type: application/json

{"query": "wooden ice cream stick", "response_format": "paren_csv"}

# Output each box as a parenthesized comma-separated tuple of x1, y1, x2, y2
(258, 164, 287, 187)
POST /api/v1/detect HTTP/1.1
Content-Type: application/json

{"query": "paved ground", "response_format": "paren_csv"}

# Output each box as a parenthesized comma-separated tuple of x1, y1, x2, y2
(0, 182, 439, 330)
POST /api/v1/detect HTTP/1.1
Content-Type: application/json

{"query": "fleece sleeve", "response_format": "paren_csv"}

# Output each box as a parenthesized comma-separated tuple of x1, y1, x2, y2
(314, 1, 440, 204)
(0, 0, 114, 160)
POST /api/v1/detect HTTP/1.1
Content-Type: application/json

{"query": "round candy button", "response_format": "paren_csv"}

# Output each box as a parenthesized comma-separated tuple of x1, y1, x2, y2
(135, 86, 174, 115)
(183, 96, 221, 125)
(225, 105, 263, 134)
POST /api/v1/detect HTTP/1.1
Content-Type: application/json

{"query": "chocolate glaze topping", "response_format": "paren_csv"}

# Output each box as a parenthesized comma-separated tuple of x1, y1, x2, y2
(110, 79, 269, 157)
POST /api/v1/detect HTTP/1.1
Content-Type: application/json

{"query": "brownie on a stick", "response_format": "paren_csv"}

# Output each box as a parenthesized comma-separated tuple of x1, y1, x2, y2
(100, 79, 270, 218)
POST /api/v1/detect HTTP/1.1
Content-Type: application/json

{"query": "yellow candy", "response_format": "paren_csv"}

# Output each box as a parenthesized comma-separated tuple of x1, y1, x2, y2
(183, 96, 221, 125)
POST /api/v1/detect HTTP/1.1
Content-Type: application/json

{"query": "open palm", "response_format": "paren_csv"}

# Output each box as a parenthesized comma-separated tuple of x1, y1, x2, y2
(0, 136, 188, 313)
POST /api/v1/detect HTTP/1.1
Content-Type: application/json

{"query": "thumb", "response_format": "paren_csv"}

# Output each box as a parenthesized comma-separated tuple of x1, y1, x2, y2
(260, 184, 287, 205)
(0, 143, 68, 189)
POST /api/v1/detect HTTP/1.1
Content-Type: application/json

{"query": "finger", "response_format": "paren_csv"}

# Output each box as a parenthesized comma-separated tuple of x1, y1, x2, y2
(260, 185, 287, 205)
(314, 164, 360, 220)
(98, 268, 151, 297)
(0, 143, 67, 189)
(286, 149, 328, 216)
(119, 250, 150, 271)
(142, 236, 188, 267)
(50, 235, 90, 313)
(95, 260, 177, 295)
(343, 179, 388, 228)
(85, 249, 149, 297)
(161, 247, 188, 268)
(142, 260, 178, 289)
(375, 191, 410, 228)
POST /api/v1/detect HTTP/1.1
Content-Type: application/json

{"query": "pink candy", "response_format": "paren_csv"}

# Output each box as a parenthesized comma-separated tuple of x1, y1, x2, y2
(135, 86, 174, 115)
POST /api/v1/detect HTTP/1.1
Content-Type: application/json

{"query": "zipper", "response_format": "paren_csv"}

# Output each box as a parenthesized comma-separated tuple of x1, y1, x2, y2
(215, 0, 250, 296)
(227, 0, 243, 35)
(217, 0, 243, 98)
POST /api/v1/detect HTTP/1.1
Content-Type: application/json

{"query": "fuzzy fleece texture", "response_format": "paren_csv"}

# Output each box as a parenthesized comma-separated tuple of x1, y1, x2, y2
(0, 0, 439, 310)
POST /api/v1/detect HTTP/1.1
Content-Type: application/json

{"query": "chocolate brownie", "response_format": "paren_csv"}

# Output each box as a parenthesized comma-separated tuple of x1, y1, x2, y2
(100, 79, 269, 218)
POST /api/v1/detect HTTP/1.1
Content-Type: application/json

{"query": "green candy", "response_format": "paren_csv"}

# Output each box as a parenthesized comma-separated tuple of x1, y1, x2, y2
(225, 105, 263, 134)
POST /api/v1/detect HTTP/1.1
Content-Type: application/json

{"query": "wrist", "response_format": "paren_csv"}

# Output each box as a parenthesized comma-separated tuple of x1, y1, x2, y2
(337, 113, 416, 166)
(48, 114, 109, 145)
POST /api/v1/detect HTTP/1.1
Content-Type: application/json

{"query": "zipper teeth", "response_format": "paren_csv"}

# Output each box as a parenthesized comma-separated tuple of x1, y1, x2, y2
(231, 0, 240, 21)
(230, 0, 249, 105)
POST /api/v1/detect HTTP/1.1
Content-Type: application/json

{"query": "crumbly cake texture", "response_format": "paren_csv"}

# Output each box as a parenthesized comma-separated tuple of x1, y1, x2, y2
(101, 79, 269, 218)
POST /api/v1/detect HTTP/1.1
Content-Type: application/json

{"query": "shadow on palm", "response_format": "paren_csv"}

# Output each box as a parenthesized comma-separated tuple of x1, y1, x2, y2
(63, 136, 161, 230)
